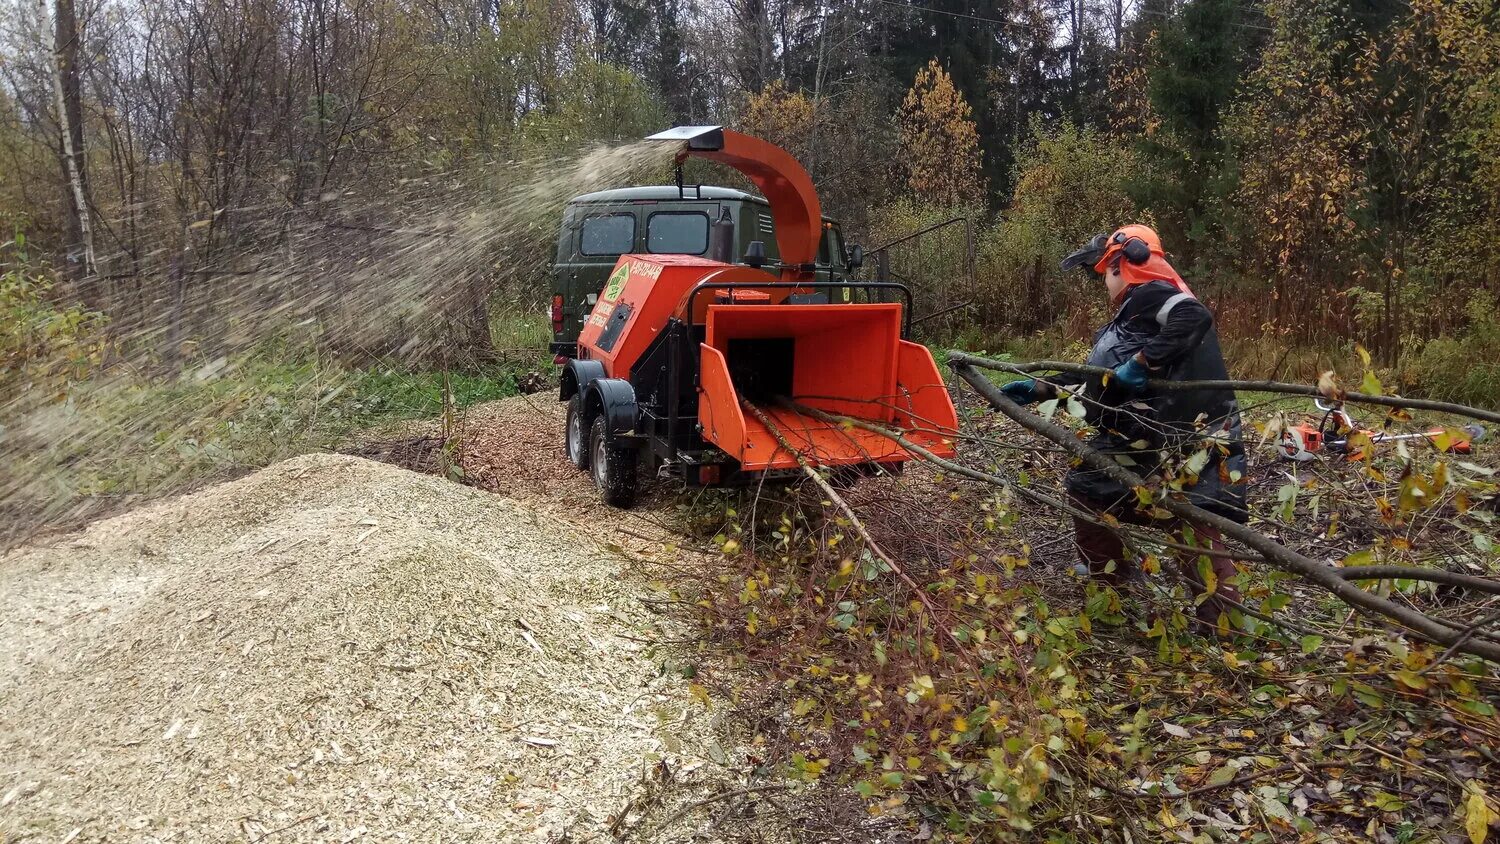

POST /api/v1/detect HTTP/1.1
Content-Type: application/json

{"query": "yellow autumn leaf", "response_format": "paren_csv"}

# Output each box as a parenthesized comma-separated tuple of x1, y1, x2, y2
(1198, 557, 1218, 597)
(1434, 429, 1456, 453)
(1465, 780, 1492, 844)
(1158, 805, 1182, 828)
(1392, 670, 1429, 691)
(688, 683, 711, 707)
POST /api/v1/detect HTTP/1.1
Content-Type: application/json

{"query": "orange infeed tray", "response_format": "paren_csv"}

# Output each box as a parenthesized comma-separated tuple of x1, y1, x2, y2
(696, 302, 959, 472)
(735, 407, 911, 471)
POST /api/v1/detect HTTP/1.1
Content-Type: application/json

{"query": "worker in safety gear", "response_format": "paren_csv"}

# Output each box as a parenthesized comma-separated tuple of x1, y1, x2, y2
(1001, 225, 1248, 632)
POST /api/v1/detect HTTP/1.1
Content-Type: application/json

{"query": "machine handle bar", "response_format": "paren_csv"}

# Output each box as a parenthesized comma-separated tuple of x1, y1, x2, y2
(682, 281, 915, 339)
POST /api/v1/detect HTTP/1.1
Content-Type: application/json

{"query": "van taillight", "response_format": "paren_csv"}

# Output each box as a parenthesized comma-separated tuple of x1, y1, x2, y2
(551, 295, 564, 333)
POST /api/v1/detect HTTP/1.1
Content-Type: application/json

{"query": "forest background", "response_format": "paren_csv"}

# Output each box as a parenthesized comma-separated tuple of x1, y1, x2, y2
(5, 0, 1500, 389)
(2, 0, 1500, 532)
(6, 4, 1500, 839)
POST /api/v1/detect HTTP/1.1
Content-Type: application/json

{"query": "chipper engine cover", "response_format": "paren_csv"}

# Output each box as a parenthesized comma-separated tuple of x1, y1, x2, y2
(560, 126, 959, 506)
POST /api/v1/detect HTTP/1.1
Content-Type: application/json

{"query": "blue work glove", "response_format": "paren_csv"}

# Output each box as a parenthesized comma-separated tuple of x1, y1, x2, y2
(1111, 356, 1150, 393)
(999, 378, 1039, 404)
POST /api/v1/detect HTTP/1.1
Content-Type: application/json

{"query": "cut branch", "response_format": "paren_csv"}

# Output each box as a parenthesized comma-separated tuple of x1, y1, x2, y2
(950, 351, 1500, 426)
(1084, 760, 1350, 802)
(741, 400, 976, 667)
(785, 400, 1268, 565)
(653, 784, 790, 835)
(790, 402, 1358, 643)
(1421, 607, 1500, 675)
(949, 359, 1500, 663)
(1333, 566, 1500, 596)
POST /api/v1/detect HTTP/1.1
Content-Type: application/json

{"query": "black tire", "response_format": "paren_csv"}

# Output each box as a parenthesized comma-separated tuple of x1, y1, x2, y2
(565, 395, 590, 470)
(589, 415, 638, 508)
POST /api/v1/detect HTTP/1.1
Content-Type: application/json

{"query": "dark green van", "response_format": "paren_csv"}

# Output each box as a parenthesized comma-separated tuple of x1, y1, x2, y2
(548, 186, 857, 356)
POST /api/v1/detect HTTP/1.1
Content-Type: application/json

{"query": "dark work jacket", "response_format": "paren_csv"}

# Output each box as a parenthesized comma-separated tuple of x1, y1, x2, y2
(1062, 280, 1248, 522)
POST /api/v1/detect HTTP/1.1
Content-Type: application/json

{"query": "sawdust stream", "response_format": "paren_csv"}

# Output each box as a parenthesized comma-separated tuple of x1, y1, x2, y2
(1, 140, 680, 547)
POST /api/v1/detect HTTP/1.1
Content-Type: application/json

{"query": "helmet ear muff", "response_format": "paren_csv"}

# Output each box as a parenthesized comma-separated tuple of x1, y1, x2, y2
(1121, 237, 1151, 265)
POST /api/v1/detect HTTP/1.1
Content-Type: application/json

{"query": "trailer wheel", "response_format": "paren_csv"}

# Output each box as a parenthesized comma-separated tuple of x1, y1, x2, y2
(589, 416, 638, 508)
(565, 396, 590, 470)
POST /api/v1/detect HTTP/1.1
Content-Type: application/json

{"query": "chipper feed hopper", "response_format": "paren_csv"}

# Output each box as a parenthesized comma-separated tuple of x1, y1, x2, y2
(558, 126, 959, 507)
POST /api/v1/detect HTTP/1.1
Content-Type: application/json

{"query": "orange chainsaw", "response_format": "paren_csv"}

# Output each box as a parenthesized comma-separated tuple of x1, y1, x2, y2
(1277, 399, 1484, 462)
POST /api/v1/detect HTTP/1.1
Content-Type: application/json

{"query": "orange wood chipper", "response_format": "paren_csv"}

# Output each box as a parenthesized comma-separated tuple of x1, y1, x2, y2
(557, 126, 959, 507)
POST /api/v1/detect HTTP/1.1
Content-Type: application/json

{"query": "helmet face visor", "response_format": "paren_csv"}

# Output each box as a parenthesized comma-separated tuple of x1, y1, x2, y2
(1060, 233, 1109, 272)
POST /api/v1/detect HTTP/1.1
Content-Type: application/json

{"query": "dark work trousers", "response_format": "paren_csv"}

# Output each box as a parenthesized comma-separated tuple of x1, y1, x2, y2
(1070, 493, 1243, 630)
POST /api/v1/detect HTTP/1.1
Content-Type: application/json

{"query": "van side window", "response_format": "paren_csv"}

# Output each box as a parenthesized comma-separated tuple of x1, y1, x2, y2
(580, 213, 635, 256)
(647, 212, 710, 255)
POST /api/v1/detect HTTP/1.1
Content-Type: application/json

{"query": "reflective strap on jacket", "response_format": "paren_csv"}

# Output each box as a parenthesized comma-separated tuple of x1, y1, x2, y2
(1156, 292, 1196, 327)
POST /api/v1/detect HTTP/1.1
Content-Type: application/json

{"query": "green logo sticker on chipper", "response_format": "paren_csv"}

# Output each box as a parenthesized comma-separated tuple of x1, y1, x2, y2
(603, 264, 630, 302)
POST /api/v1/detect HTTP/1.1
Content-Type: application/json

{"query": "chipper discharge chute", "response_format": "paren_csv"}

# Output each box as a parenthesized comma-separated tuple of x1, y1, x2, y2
(557, 126, 959, 507)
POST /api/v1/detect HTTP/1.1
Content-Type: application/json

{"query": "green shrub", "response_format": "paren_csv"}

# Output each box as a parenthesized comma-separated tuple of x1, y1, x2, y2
(489, 304, 553, 354)
(979, 120, 1141, 337)
(1, 232, 106, 392)
(1407, 298, 1500, 409)
(518, 60, 668, 149)
(353, 367, 526, 418)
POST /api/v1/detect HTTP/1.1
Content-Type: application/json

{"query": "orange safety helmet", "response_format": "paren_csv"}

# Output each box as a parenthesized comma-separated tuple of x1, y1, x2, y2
(1097, 225, 1193, 297)
(1061, 224, 1194, 299)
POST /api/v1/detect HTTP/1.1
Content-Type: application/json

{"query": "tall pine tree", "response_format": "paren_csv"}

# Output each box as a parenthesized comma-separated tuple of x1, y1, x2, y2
(1128, 0, 1265, 265)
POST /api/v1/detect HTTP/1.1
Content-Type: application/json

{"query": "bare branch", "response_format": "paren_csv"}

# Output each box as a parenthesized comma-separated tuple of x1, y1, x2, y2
(741, 399, 977, 668)
(951, 352, 1500, 426)
(1334, 566, 1500, 596)
(950, 359, 1500, 663)
(785, 400, 1268, 565)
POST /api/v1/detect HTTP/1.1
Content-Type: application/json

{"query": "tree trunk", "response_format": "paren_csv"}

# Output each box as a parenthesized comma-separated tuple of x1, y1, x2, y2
(48, 0, 95, 283)
(452, 271, 497, 366)
(1069, 0, 1080, 123)
(164, 222, 190, 373)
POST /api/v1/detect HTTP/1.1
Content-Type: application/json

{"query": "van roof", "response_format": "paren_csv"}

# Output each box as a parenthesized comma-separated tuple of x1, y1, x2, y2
(567, 185, 765, 204)
(566, 186, 840, 224)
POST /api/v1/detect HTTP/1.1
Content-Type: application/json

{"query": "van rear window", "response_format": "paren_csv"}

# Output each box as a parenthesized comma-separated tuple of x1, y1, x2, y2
(648, 212, 709, 255)
(580, 214, 634, 255)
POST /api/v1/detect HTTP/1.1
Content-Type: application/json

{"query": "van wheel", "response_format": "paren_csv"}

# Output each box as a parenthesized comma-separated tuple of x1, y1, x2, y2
(590, 416, 638, 508)
(565, 396, 590, 470)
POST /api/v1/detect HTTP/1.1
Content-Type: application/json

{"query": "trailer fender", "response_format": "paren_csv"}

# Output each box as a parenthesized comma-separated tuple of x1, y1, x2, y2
(560, 359, 607, 401)
(584, 378, 638, 441)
